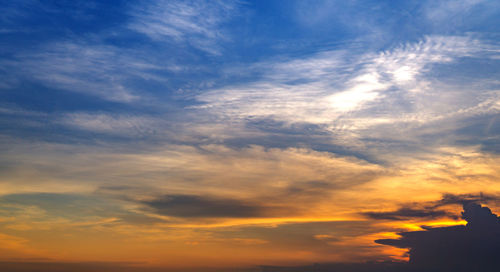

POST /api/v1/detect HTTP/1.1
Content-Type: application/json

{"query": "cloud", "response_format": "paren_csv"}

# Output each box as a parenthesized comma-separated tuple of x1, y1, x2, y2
(422, 0, 500, 32)
(0, 1, 43, 32)
(0, 42, 167, 102)
(0, 1, 499, 269)
(435, 192, 500, 207)
(194, 35, 500, 154)
(0, 139, 384, 225)
(141, 194, 290, 218)
(362, 193, 500, 221)
(256, 201, 500, 271)
(376, 203, 500, 271)
(60, 112, 158, 137)
(128, 0, 239, 55)
(0, 192, 170, 238)
(197, 35, 481, 121)
(363, 207, 454, 221)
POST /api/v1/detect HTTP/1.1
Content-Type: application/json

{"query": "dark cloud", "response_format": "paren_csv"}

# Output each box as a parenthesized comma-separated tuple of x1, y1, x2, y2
(376, 203, 500, 272)
(142, 194, 290, 218)
(362, 193, 500, 221)
(260, 202, 500, 272)
(434, 192, 500, 207)
(363, 207, 454, 221)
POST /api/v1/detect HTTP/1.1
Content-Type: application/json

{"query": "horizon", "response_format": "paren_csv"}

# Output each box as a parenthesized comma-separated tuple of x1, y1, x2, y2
(1, 1, 500, 271)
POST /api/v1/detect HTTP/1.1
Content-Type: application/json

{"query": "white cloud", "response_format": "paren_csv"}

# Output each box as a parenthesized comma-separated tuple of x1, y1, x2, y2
(195, 35, 499, 149)
(425, 0, 486, 23)
(128, 0, 238, 55)
(325, 72, 386, 113)
(1, 42, 168, 102)
(60, 112, 158, 136)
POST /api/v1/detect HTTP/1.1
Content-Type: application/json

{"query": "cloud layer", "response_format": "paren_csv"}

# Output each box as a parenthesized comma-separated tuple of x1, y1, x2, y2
(0, 0, 500, 270)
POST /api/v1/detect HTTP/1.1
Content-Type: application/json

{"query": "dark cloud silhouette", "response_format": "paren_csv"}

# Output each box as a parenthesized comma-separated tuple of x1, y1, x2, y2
(363, 207, 454, 220)
(363, 193, 500, 221)
(434, 192, 500, 207)
(376, 203, 500, 272)
(142, 194, 288, 218)
(258, 195, 500, 272)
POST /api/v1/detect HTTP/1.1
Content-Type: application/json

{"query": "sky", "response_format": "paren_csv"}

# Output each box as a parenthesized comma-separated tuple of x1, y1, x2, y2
(0, 0, 500, 271)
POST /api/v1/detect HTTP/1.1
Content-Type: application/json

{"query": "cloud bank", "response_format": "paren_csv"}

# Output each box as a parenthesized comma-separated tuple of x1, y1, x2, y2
(377, 203, 500, 272)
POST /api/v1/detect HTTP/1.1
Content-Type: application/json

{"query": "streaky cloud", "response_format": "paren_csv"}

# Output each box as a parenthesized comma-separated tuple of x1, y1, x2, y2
(128, 0, 239, 55)
(362, 193, 500, 221)
(0, 42, 162, 102)
(363, 207, 454, 221)
(194, 35, 500, 155)
(141, 194, 293, 218)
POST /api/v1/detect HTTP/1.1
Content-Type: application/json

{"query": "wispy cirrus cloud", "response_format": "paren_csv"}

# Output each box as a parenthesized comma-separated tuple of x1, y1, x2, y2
(195, 35, 500, 153)
(197, 35, 482, 122)
(60, 112, 159, 137)
(0, 138, 382, 208)
(0, 42, 165, 102)
(423, 0, 499, 30)
(1, 1, 500, 268)
(128, 0, 239, 55)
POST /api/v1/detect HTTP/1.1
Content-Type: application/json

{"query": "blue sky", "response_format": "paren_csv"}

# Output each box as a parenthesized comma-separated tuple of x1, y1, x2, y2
(1, 0, 499, 150)
(0, 0, 500, 268)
